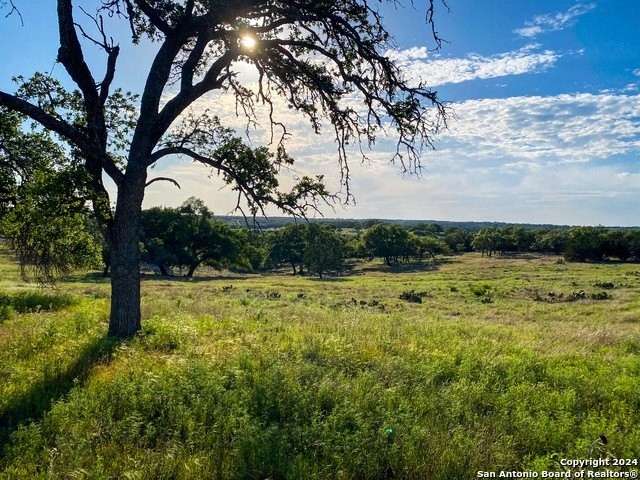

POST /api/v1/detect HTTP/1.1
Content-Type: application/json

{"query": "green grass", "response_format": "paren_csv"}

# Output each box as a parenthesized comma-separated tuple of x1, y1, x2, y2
(1, 250, 639, 479)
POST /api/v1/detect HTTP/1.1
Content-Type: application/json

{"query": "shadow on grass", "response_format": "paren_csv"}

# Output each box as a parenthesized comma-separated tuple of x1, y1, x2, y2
(140, 272, 260, 283)
(355, 259, 454, 275)
(491, 253, 547, 260)
(307, 277, 350, 282)
(0, 335, 120, 452)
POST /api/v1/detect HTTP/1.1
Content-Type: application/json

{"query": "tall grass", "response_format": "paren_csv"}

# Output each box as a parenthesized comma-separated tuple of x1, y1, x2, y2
(1, 251, 639, 479)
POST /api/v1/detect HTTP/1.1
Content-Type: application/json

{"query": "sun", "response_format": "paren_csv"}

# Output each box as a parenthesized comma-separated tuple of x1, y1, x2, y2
(240, 35, 257, 50)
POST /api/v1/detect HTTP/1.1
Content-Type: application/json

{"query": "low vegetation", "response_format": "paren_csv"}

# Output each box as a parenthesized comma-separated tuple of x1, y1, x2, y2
(1, 248, 639, 479)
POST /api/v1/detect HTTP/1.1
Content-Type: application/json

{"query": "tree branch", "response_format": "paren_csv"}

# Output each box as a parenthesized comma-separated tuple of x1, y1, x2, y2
(151, 48, 237, 151)
(145, 176, 181, 189)
(0, 91, 87, 149)
(132, 0, 172, 35)
(2, 0, 23, 25)
(57, 0, 100, 108)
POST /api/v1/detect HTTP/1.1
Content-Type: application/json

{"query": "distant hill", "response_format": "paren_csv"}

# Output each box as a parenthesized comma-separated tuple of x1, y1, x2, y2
(213, 215, 580, 232)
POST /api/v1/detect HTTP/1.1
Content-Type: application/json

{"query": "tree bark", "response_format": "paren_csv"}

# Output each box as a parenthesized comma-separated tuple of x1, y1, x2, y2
(107, 164, 147, 338)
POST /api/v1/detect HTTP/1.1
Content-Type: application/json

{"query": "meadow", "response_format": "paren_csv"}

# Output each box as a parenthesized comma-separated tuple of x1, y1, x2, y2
(0, 248, 639, 479)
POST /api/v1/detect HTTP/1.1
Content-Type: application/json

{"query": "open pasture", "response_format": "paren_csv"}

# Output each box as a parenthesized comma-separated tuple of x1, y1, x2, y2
(1, 251, 639, 479)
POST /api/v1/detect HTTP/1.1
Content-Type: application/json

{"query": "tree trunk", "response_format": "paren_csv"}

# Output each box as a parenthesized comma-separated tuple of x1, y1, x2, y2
(186, 261, 200, 278)
(107, 166, 147, 338)
(157, 263, 170, 276)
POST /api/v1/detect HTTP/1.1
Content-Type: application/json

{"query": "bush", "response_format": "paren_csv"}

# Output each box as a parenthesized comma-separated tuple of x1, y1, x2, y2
(0, 303, 15, 322)
(399, 290, 429, 303)
(470, 284, 493, 297)
(0, 290, 77, 314)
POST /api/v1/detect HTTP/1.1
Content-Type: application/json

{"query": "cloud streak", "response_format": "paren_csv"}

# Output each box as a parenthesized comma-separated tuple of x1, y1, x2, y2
(391, 45, 559, 87)
(514, 3, 596, 38)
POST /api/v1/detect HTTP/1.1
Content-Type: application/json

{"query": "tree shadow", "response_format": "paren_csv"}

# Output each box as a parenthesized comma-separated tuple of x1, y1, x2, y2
(141, 273, 257, 283)
(307, 276, 350, 282)
(491, 253, 546, 260)
(0, 335, 120, 453)
(354, 259, 453, 275)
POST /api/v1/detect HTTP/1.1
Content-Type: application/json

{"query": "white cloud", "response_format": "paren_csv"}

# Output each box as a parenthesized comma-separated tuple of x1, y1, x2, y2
(384, 46, 429, 62)
(439, 93, 640, 163)
(515, 3, 596, 38)
(633, 69, 640, 77)
(392, 44, 559, 87)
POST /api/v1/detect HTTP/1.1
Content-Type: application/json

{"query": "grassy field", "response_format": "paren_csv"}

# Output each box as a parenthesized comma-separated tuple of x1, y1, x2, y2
(1, 248, 639, 479)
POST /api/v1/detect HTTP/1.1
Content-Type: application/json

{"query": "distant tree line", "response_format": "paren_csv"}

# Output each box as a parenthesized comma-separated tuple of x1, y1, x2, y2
(3, 192, 640, 280)
(468, 225, 640, 261)
(135, 215, 640, 278)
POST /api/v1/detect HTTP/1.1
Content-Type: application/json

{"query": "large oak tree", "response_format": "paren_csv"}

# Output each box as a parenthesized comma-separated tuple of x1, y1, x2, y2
(0, 0, 448, 337)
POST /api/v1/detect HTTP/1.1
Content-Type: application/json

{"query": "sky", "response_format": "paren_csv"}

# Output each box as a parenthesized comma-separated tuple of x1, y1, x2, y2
(1, 1, 639, 226)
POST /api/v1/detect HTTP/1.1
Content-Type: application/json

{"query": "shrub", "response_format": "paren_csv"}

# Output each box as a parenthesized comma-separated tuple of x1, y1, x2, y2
(399, 290, 429, 303)
(470, 283, 493, 297)
(0, 290, 77, 314)
(0, 303, 15, 322)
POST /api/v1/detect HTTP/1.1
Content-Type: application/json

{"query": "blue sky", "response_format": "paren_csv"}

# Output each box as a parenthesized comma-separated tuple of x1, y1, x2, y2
(1, 1, 639, 226)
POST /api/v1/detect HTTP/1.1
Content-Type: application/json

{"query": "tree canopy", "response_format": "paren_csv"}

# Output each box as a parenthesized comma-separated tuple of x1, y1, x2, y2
(141, 197, 247, 277)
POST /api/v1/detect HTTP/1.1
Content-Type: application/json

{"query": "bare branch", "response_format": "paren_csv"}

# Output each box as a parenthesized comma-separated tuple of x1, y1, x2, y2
(57, 0, 100, 107)
(2, 0, 23, 25)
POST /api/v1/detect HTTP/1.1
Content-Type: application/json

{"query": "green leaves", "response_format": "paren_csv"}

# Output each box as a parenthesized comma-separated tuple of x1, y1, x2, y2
(1, 170, 102, 282)
(141, 198, 247, 276)
(0, 108, 101, 282)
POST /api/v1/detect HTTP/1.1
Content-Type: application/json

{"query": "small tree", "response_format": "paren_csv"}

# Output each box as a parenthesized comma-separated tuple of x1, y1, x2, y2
(531, 228, 569, 255)
(0, 1, 448, 337)
(268, 223, 308, 275)
(472, 227, 500, 257)
(303, 224, 346, 278)
(443, 227, 474, 253)
(412, 234, 450, 262)
(604, 230, 631, 262)
(564, 226, 607, 262)
(363, 223, 411, 265)
(141, 198, 245, 277)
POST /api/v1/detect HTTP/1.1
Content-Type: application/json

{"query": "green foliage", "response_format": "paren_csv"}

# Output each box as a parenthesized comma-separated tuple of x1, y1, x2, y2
(0, 108, 101, 281)
(0, 290, 77, 314)
(443, 227, 475, 253)
(467, 225, 640, 262)
(412, 234, 450, 260)
(564, 227, 608, 262)
(141, 197, 246, 276)
(470, 283, 494, 297)
(303, 224, 346, 278)
(0, 303, 15, 322)
(267, 223, 308, 274)
(532, 228, 570, 255)
(362, 223, 412, 265)
(266, 223, 348, 277)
